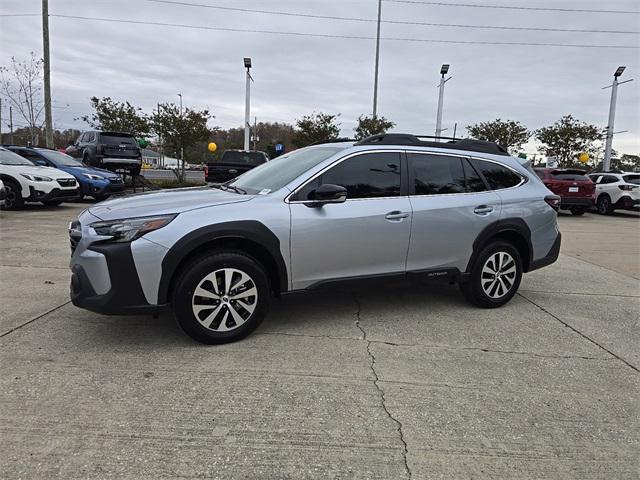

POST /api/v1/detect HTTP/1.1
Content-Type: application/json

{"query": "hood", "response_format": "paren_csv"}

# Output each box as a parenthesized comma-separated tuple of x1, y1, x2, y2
(4, 164, 75, 180)
(88, 186, 254, 220)
(63, 165, 120, 178)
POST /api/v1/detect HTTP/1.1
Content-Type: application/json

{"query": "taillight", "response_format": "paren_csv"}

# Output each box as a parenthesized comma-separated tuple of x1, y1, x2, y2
(619, 184, 637, 191)
(544, 194, 561, 211)
(204, 166, 208, 177)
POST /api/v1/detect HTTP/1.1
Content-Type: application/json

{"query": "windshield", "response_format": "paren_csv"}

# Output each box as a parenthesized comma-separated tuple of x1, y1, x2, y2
(623, 174, 640, 185)
(228, 146, 348, 194)
(39, 149, 83, 167)
(221, 151, 266, 166)
(0, 148, 34, 165)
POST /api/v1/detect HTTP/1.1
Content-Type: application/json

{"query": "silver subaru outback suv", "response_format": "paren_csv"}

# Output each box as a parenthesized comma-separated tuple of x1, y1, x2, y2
(69, 134, 561, 344)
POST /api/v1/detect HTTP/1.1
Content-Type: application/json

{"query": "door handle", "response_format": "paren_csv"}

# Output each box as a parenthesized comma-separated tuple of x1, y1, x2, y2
(385, 211, 410, 220)
(474, 205, 494, 215)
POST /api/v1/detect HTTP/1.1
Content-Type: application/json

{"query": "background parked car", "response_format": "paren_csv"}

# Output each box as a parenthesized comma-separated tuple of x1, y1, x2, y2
(588, 171, 640, 214)
(8, 146, 124, 202)
(534, 168, 595, 215)
(205, 150, 269, 183)
(0, 146, 79, 209)
(66, 131, 142, 176)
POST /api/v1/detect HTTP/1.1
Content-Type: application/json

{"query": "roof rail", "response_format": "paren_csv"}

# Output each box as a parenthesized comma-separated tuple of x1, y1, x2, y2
(310, 138, 356, 146)
(355, 133, 509, 156)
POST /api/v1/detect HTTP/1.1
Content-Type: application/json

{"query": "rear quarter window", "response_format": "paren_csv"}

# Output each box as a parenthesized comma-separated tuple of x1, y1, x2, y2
(470, 159, 523, 190)
(623, 175, 640, 185)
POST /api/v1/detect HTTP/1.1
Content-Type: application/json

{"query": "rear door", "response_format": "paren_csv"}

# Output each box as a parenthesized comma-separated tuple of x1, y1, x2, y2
(406, 153, 501, 273)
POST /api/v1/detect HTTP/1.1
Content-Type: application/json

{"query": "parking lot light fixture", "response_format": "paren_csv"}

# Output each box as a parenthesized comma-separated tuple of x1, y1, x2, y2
(244, 58, 252, 151)
(614, 66, 626, 78)
(435, 64, 451, 139)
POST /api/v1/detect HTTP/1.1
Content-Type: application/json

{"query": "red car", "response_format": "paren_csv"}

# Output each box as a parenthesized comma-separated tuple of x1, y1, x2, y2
(534, 168, 595, 216)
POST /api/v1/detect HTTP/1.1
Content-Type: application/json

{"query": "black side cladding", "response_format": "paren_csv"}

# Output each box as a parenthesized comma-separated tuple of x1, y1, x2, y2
(157, 220, 288, 304)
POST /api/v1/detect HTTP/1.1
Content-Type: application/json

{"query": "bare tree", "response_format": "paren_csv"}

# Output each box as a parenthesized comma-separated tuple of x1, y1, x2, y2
(0, 53, 45, 145)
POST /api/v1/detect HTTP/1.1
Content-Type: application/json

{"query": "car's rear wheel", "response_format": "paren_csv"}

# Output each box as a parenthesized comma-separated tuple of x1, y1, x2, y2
(1, 181, 24, 210)
(460, 241, 522, 308)
(596, 195, 614, 215)
(172, 251, 270, 344)
(570, 207, 586, 216)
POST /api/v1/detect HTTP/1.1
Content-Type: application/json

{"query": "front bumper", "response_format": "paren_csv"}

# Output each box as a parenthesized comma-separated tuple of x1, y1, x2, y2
(83, 179, 126, 197)
(28, 186, 80, 202)
(71, 241, 166, 315)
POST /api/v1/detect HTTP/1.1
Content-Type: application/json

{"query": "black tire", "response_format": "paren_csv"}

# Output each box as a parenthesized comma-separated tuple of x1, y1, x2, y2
(83, 153, 91, 167)
(92, 194, 110, 202)
(460, 241, 523, 308)
(1, 181, 24, 210)
(570, 207, 586, 216)
(42, 200, 63, 206)
(596, 195, 614, 215)
(172, 250, 270, 344)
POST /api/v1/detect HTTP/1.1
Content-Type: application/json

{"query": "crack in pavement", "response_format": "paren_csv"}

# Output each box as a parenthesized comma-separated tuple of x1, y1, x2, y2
(0, 301, 71, 338)
(517, 293, 639, 374)
(353, 294, 412, 479)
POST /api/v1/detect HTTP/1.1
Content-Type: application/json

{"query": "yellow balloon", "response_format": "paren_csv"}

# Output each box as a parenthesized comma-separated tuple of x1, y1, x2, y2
(578, 152, 589, 164)
(208, 142, 217, 153)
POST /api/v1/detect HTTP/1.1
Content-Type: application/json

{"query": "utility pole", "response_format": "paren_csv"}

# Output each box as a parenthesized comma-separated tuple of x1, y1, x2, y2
(372, 0, 382, 118)
(244, 58, 252, 151)
(252, 116, 257, 151)
(9, 106, 14, 144)
(157, 102, 163, 168)
(178, 93, 184, 178)
(0, 98, 3, 142)
(435, 64, 451, 138)
(42, 0, 54, 148)
(602, 66, 633, 172)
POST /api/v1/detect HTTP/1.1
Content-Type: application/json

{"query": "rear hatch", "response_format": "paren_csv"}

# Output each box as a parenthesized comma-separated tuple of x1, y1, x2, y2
(99, 132, 140, 159)
(206, 151, 267, 181)
(546, 169, 595, 198)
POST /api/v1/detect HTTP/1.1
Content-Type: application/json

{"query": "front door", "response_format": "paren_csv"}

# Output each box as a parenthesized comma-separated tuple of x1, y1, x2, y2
(289, 151, 412, 289)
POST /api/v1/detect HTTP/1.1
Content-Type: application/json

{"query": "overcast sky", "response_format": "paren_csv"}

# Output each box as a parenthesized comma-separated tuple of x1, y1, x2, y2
(1, 0, 638, 156)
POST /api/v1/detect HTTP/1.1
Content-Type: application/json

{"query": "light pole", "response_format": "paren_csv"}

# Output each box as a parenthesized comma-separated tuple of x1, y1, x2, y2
(178, 93, 184, 176)
(603, 66, 633, 172)
(435, 64, 451, 139)
(42, 0, 53, 148)
(244, 57, 252, 151)
(372, 0, 382, 118)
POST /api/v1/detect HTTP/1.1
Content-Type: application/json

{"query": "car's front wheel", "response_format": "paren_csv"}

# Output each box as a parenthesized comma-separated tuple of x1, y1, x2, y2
(460, 241, 522, 308)
(1, 181, 24, 210)
(172, 251, 270, 344)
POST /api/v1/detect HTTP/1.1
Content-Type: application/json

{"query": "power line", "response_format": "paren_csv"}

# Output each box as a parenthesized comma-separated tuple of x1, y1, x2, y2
(143, 0, 639, 35)
(49, 14, 639, 49)
(0, 13, 40, 17)
(384, 0, 640, 15)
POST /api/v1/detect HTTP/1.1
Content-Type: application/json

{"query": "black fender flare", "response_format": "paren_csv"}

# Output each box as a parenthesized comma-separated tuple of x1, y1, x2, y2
(157, 220, 288, 304)
(466, 218, 533, 273)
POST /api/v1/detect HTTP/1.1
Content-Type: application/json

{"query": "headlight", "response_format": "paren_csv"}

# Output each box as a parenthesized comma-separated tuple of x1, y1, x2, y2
(82, 173, 105, 181)
(90, 214, 177, 242)
(21, 173, 52, 182)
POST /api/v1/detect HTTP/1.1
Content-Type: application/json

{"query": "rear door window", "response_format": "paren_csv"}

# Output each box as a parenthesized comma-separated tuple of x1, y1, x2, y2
(463, 159, 487, 192)
(408, 154, 465, 195)
(470, 159, 523, 190)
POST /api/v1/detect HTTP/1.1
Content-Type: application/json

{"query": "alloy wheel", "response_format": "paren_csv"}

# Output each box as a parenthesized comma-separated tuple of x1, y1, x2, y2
(191, 267, 258, 332)
(481, 252, 517, 299)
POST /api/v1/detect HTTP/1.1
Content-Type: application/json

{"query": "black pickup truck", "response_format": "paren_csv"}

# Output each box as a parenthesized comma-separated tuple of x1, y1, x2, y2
(205, 150, 269, 183)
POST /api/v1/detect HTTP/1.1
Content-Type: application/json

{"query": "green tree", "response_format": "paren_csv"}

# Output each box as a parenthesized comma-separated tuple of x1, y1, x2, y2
(151, 102, 212, 180)
(292, 112, 341, 148)
(466, 118, 530, 154)
(80, 96, 150, 137)
(535, 115, 604, 168)
(354, 114, 395, 140)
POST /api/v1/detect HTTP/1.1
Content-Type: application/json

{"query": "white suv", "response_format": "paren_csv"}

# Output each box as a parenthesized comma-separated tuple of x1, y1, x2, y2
(0, 146, 79, 209)
(588, 171, 640, 214)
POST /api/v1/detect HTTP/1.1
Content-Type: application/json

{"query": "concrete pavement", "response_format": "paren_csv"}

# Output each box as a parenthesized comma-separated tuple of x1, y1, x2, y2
(0, 204, 638, 479)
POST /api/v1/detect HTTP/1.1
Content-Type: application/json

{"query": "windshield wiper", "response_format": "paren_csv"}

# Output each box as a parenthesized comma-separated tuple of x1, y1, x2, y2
(219, 184, 247, 195)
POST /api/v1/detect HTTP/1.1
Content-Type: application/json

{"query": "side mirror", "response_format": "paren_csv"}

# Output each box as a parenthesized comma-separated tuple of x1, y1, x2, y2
(309, 184, 347, 207)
